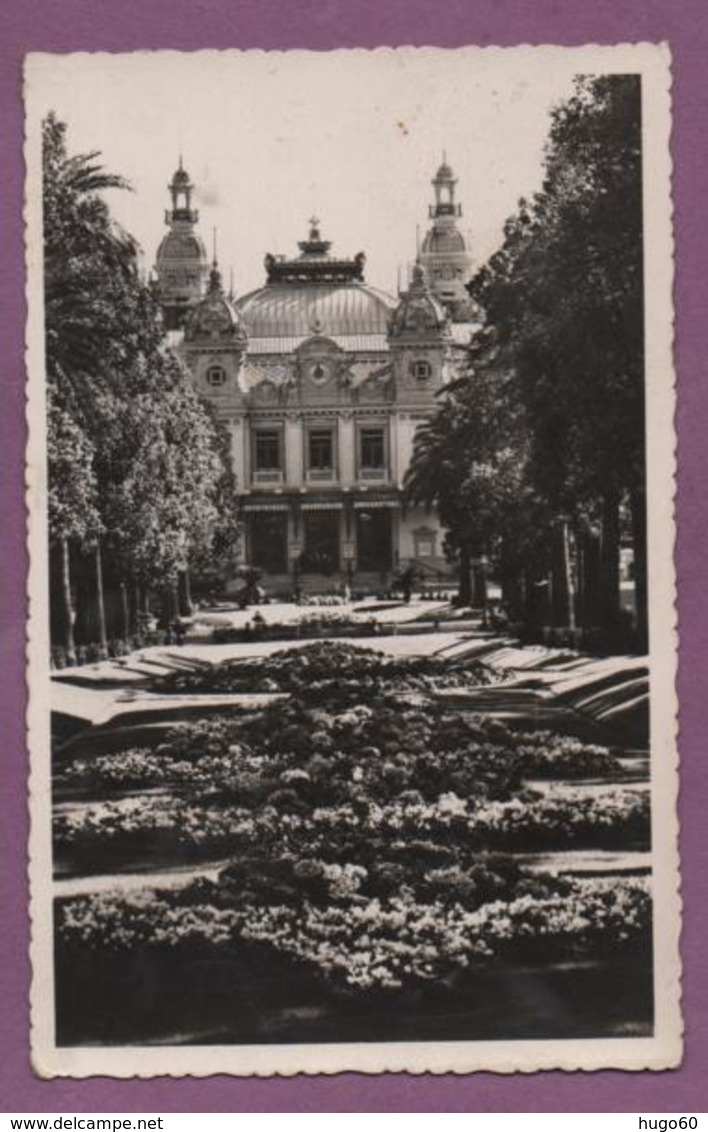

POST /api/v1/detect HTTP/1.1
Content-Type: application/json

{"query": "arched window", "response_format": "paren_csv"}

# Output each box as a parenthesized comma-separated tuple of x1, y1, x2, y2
(206, 364, 227, 387)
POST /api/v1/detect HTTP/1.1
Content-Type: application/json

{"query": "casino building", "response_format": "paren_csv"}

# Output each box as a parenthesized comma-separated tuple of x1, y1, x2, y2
(153, 159, 480, 594)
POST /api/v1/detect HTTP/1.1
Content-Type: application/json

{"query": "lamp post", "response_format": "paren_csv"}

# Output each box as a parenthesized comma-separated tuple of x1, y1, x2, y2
(291, 543, 302, 603)
(342, 541, 356, 600)
(471, 554, 490, 627)
(480, 554, 490, 627)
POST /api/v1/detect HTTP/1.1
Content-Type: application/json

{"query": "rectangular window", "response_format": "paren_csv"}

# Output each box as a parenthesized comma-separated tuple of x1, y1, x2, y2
(359, 427, 385, 470)
(414, 533, 436, 558)
(308, 428, 334, 471)
(253, 429, 282, 471)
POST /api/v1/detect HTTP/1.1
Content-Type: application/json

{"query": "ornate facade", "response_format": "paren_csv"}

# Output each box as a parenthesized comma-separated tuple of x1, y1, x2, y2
(154, 160, 479, 593)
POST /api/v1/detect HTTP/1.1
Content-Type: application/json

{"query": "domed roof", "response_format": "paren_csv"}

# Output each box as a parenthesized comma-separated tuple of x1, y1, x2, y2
(184, 264, 247, 344)
(235, 280, 396, 340)
(156, 229, 207, 263)
(435, 160, 455, 181)
(170, 158, 192, 187)
(421, 226, 467, 255)
(389, 265, 449, 338)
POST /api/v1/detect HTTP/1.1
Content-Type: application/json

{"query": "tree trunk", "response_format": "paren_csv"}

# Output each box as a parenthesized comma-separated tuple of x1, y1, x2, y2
(578, 527, 602, 628)
(600, 490, 622, 639)
(160, 581, 180, 632)
(550, 522, 572, 628)
(500, 561, 523, 623)
(178, 568, 193, 617)
(562, 521, 576, 629)
(72, 547, 90, 646)
(631, 486, 648, 653)
(457, 545, 472, 606)
(119, 580, 130, 642)
(101, 549, 123, 640)
(129, 579, 140, 637)
(472, 562, 487, 610)
(523, 566, 538, 627)
(510, 569, 525, 623)
(92, 542, 108, 657)
(56, 537, 76, 662)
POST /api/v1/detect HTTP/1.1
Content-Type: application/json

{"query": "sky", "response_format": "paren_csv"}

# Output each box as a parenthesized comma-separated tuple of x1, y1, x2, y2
(27, 47, 597, 297)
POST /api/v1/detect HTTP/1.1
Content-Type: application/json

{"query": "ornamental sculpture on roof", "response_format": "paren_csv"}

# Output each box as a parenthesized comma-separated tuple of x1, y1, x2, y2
(264, 220, 366, 284)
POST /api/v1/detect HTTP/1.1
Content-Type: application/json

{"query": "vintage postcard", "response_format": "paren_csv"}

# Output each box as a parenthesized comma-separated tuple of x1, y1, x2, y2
(25, 43, 680, 1076)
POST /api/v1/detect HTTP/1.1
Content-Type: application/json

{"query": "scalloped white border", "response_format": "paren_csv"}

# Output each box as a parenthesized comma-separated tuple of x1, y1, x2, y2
(24, 42, 681, 1078)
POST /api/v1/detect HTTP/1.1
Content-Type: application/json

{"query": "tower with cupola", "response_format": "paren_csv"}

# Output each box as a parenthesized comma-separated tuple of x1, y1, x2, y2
(154, 160, 209, 329)
(181, 257, 248, 390)
(388, 263, 451, 401)
(387, 263, 451, 491)
(418, 157, 474, 320)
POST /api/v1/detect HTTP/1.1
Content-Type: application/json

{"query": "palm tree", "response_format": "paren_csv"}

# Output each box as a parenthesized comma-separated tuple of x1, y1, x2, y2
(404, 381, 477, 605)
(43, 113, 138, 411)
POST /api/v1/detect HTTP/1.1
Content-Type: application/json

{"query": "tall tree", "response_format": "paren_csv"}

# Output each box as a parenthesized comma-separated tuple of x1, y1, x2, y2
(405, 335, 552, 617)
(469, 74, 646, 645)
(46, 394, 103, 657)
(43, 115, 238, 654)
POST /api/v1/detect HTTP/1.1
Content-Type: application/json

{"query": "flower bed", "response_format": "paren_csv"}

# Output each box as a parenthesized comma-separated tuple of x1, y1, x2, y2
(153, 641, 503, 697)
(56, 874, 651, 994)
(54, 643, 650, 1012)
(59, 705, 624, 798)
(54, 785, 649, 866)
(56, 695, 644, 878)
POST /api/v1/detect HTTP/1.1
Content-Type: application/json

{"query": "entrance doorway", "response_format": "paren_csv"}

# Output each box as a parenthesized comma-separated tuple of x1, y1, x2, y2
(249, 512, 288, 574)
(356, 509, 393, 572)
(301, 511, 340, 574)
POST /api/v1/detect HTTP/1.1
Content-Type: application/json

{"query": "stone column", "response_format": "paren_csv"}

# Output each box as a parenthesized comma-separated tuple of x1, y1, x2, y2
(338, 412, 355, 486)
(285, 414, 303, 486)
(390, 413, 402, 485)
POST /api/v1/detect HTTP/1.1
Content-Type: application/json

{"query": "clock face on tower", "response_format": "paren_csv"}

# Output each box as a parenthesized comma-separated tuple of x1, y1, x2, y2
(307, 360, 330, 386)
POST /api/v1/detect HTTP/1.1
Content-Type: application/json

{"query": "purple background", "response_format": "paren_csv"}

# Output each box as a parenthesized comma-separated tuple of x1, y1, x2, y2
(1, 0, 706, 1112)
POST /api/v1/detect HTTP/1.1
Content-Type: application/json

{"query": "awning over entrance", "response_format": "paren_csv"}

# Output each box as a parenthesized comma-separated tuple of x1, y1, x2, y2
(353, 496, 401, 509)
(301, 501, 344, 512)
(241, 501, 290, 512)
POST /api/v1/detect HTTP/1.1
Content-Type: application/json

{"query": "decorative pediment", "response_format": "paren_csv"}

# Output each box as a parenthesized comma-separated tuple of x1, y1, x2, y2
(296, 334, 342, 359)
(296, 335, 345, 390)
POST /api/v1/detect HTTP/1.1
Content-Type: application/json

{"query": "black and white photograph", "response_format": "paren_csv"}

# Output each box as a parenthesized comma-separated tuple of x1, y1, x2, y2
(24, 44, 679, 1076)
